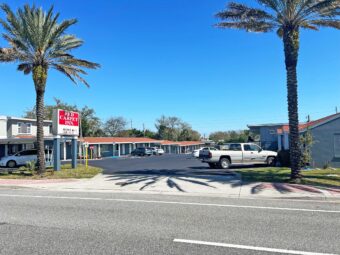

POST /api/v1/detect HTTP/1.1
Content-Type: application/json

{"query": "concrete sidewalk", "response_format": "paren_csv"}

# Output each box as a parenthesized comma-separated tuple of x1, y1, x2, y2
(1, 172, 339, 200)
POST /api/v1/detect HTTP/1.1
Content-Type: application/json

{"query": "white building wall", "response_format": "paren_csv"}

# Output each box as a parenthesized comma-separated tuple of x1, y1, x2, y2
(0, 116, 7, 138)
(8, 119, 52, 137)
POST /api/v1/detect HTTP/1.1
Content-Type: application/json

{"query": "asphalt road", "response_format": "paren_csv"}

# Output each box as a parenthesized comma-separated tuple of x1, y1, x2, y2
(89, 154, 227, 175)
(0, 189, 339, 255)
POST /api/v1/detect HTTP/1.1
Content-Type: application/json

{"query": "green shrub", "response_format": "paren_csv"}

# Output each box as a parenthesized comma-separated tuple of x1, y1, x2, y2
(26, 160, 37, 172)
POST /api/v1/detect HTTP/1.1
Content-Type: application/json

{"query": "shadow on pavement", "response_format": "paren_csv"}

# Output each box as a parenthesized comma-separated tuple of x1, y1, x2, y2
(104, 169, 239, 192)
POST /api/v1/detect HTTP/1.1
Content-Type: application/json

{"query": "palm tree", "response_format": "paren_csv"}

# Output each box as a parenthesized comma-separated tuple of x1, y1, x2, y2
(215, 0, 339, 181)
(0, 4, 100, 174)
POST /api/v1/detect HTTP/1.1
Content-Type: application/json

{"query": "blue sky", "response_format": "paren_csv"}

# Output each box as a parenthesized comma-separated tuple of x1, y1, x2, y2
(0, 0, 339, 135)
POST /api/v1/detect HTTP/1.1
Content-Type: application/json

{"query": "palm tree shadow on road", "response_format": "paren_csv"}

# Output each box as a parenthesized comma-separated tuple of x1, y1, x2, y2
(103, 166, 328, 195)
(104, 169, 239, 192)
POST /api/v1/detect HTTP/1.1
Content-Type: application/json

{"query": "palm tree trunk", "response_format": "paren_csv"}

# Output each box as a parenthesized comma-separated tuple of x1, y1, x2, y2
(283, 29, 301, 180)
(33, 65, 47, 175)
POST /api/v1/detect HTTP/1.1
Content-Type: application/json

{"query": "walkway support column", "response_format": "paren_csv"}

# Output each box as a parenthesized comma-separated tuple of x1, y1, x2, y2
(63, 141, 67, 160)
(72, 136, 78, 169)
(53, 135, 61, 171)
(98, 144, 101, 158)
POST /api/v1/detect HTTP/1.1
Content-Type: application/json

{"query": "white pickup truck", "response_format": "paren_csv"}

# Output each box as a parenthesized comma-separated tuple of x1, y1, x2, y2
(199, 143, 277, 169)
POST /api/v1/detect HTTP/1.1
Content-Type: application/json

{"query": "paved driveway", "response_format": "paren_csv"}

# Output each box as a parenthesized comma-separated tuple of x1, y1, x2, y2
(89, 154, 227, 175)
(86, 154, 241, 194)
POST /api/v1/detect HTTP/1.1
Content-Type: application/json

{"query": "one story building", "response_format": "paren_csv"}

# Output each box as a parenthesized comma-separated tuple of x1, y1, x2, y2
(80, 137, 205, 158)
(79, 137, 162, 158)
(248, 113, 340, 167)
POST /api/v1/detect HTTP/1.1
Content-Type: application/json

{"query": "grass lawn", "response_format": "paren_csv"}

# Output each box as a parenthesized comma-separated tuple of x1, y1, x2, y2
(0, 164, 102, 179)
(234, 167, 340, 188)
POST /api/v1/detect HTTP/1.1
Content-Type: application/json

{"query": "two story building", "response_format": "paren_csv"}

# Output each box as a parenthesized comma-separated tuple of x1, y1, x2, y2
(0, 115, 54, 158)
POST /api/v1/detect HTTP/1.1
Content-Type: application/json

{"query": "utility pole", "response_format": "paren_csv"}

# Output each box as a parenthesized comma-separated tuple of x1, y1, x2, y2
(307, 115, 310, 123)
(130, 119, 133, 130)
(143, 123, 145, 137)
(336, 107, 338, 114)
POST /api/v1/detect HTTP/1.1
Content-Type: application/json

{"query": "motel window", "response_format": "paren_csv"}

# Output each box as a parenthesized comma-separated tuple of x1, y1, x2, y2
(18, 122, 32, 134)
(27, 123, 31, 134)
(269, 129, 276, 135)
(18, 122, 22, 134)
(334, 134, 340, 158)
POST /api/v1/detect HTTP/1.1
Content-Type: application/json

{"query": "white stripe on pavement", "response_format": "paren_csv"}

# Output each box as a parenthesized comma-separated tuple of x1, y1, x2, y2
(173, 239, 338, 255)
(0, 194, 340, 213)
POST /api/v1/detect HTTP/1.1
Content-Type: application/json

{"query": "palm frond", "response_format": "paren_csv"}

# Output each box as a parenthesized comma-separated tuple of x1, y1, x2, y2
(216, 21, 275, 32)
(0, 47, 17, 62)
(215, 0, 340, 34)
(300, 21, 319, 30)
(310, 19, 340, 28)
(216, 2, 274, 20)
(301, 0, 339, 18)
(52, 64, 90, 87)
(53, 64, 78, 84)
(257, 0, 285, 14)
(17, 62, 32, 74)
(215, 2, 277, 33)
(47, 19, 77, 47)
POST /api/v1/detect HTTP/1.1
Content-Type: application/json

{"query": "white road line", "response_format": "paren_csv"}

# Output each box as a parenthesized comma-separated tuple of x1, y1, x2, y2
(0, 194, 339, 213)
(173, 239, 338, 255)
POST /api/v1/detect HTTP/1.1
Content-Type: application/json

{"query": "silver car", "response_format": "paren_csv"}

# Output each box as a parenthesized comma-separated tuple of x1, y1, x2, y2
(0, 149, 51, 168)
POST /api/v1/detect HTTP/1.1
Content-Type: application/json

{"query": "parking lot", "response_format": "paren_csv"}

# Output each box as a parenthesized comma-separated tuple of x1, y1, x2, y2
(89, 154, 223, 175)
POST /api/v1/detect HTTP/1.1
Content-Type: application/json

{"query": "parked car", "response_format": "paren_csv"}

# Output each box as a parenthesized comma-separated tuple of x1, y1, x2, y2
(192, 147, 217, 158)
(147, 147, 165, 155)
(131, 147, 153, 157)
(0, 149, 52, 168)
(199, 143, 277, 169)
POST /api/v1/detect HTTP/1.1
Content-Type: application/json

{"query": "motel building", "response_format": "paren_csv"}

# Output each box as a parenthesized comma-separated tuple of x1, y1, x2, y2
(0, 115, 204, 161)
(79, 138, 205, 159)
(0, 115, 54, 158)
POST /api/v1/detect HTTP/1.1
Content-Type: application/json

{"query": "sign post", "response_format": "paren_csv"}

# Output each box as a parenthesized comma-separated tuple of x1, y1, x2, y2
(52, 109, 80, 170)
(72, 136, 78, 169)
(84, 142, 89, 169)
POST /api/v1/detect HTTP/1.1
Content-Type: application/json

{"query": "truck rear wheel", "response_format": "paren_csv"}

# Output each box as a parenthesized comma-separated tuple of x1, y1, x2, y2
(219, 158, 230, 169)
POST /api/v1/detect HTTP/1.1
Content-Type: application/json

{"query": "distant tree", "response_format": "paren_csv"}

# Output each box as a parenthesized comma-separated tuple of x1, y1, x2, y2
(215, 0, 339, 181)
(80, 106, 103, 137)
(24, 98, 77, 120)
(178, 125, 201, 141)
(209, 131, 229, 142)
(117, 129, 143, 137)
(103, 117, 127, 137)
(117, 128, 157, 138)
(144, 129, 157, 139)
(210, 130, 249, 143)
(155, 115, 180, 141)
(0, 4, 99, 174)
(155, 115, 201, 141)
